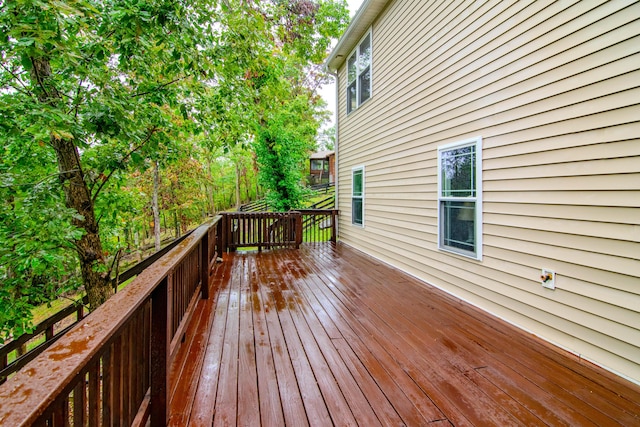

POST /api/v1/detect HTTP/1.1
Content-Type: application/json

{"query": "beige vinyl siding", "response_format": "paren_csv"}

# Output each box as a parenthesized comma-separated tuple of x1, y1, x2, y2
(335, 0, 640, 383)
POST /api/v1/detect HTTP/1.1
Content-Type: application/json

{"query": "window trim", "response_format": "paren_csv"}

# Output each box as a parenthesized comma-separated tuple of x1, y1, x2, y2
(346, 29, 372, 115)
(310, 159, 325, 171)
(351, 165, 365, 227)
(437, 137, 483, 260)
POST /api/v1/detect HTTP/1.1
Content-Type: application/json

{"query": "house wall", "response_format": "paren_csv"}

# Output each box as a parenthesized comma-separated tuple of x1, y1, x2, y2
(335, 0, 640, 383)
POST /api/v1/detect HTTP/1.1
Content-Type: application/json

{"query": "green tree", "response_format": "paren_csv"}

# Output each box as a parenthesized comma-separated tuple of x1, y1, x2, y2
(0, 0, 348, 340)
(207, 0, 348, 210)
(0, 0, 218, 311)
(255, 93, 321, 211)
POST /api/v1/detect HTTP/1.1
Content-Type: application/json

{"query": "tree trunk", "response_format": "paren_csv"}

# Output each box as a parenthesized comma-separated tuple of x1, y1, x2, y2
(134, 229, 142, 261)
(51, 135, 112, 308)
(30, 56, 112, 310)
(242, 165, 251, 202)
(252, 154, 260, 200)
(173, 210, 180, 238)
(152, 160, 161, 252)
(235, 161, 241, 210)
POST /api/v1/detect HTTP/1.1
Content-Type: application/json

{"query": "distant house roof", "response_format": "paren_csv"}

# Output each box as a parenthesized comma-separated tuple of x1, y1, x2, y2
(310, 150, 335, 160)
(326, 0, 390, 71)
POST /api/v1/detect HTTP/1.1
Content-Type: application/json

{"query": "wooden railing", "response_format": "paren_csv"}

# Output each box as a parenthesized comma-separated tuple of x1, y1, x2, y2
(0, 216, 222, 427)
(0, 303, 85, 387)
(238, 199, 270, 212)
(221, 211, 303, 251)
(0, 210, 337, 426)
(308, 195, 334, 210)
(0, 231, 195, 386)
(220, 209, 337, 251)
(309, 182, 335, 194)
(299, 209, 338, 243)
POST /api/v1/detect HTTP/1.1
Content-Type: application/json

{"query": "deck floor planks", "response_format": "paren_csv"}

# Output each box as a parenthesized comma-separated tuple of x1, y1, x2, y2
(304, 246, 638, 424)
(168, 249, 232, 426)
(253, 253, 310, 427)
(324, 246, 640, 425)
(212, 258, 242, 427)
(169, 243, 640, 426)
(310, 248, 584, 425)
(348, 274, 584, 425)
(187, 255, 232, 426)
(301, 248, 490, 426)
(265, 251, 360, 427)
(247, 255, 287, 427)
(322, 247, 624, 425)
(273, 250, 381, 427)
(304, 247, 519, 426)
(237, 256, 260, 427)
(291, 250, 445, 425)
(289, 257, 419, 425)
(297, 248, 472, 425)
(167, 284, 214, 426)
(394, 282, 620, 426)
(389, 275, 638, 424)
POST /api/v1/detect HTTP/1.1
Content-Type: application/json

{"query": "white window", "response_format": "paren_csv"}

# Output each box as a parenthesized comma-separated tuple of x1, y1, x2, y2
(437, 137, 482, 259)
(352, 166, 364, 226)
(347, 30, 372, 114)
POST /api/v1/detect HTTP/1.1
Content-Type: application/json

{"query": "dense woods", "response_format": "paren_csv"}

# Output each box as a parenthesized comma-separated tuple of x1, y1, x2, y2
(0, 0, 349, 340)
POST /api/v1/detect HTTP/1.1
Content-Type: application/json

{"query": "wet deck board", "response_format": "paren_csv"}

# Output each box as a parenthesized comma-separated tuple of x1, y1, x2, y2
(169, 243, 640, 426)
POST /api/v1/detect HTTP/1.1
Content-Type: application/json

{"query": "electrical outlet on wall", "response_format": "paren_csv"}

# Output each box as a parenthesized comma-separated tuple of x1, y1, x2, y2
(541, 268, 555, 290)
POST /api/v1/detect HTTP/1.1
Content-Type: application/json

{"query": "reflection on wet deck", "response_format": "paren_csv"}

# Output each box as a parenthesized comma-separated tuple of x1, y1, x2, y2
(169, 243, 640, 426)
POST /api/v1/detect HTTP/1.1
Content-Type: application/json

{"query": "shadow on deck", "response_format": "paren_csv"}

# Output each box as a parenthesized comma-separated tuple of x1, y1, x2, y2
(169, 243, 640, 426)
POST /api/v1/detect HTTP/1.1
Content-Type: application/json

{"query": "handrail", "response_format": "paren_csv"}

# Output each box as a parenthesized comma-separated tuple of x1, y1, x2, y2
(0, 229, 195, 385)
(298, 209, 338, 243)
(238, 199, 269, 212)
(307, 195, 335, 210)
(0, 303, 84, 385)
(0, 215, 221, 427)
(309, 182, 335, 193)
(221, 211, 302, 251)
(219, 209, 338, 252)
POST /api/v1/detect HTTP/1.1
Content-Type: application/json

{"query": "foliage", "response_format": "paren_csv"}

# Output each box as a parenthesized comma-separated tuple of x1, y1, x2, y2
(317, 125, 336, 151)
(255, 92, 320, 211)
(213, 0, 349, 211)
(0, 0, 348, 340)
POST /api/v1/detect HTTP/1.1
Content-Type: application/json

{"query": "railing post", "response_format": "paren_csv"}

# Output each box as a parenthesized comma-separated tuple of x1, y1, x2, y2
(294, 212, 303, 249)
(150, 277, 169, 427)
(220, 213, 228, 255)
(216, 215, 224, 259)
(201, 233, 209, 300)
(331, 210, 337, 243)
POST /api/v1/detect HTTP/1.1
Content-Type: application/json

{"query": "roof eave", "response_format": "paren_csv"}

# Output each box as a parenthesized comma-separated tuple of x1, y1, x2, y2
(326, 0, 390, 72)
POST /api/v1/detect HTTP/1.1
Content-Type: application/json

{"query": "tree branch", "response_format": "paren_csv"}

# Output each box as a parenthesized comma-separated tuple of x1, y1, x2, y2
(130, 76, 186, 98)
(29, 56, 52, 102)
(0, 62, 34, 98)
(0, 169, 80, 189)
(105, 248, 123, 292)
(91, 127, 159, 202)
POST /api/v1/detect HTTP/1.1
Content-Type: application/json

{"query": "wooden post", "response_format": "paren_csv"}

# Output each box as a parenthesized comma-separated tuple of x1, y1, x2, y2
(294, 212, 303, 249)
(331, 210, 337, 243)
(45, 326, 54, 342)
(201, 234, 209, 300)
(150, 277, 168, 427)
(216, 216, 224, 260)
(223, 213, 228, 254)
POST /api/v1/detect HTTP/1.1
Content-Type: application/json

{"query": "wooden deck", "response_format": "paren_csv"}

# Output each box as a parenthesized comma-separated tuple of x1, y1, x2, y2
(168, 243, 640, 426)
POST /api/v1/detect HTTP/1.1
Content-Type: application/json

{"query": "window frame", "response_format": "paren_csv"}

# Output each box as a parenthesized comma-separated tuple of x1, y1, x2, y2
(310, 159, 324, 171)
(346, 29, 372, 115)
(437, 137, 483, 260)
(351, 165, 365, 227)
